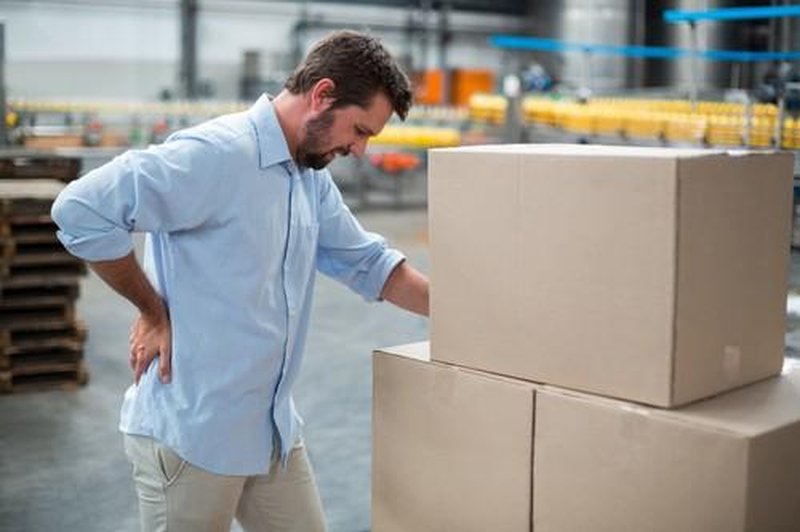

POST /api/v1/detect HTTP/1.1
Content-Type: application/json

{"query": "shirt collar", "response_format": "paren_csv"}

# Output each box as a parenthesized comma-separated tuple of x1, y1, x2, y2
(248, 93, 293, 169)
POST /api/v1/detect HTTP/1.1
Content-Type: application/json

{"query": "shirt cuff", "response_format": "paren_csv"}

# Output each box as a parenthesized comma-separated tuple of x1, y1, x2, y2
(369, 248, 406, 302)
(56, 227, 134, 262)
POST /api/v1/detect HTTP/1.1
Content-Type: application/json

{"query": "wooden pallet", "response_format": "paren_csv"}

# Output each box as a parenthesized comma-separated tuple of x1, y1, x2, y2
(0, 327, 86, 370)
(0, 359, 89, 394)
(0, 300, 76, 329)
(0, 272, 87, 291)
(0, 197, 58, 218)
(0, 317, 85, 346)
(1, 238, 72, 256)
(0, 178, 63, 208)
(0, 261, 88, 281)
(0, 213, 59, 240)
(1, 342, 84, 370)
(0, 209, 87, 279)
(0, 337, 85, 371)
(0, 282, 80, 304)
(0, 153, 81, 183)
(2, 250, 84, 273)
(0, 225, 60, 246)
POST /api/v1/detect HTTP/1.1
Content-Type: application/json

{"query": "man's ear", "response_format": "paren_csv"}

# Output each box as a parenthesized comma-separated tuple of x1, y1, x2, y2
(309, 78, 336, 112)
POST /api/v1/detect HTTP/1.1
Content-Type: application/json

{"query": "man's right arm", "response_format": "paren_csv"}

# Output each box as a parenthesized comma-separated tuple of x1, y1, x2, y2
(90, 253, 172, 384)
(51, 136, 226, 383)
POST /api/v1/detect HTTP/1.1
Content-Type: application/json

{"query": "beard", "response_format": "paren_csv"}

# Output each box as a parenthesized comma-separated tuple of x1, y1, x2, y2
(296, 109, 343, 170)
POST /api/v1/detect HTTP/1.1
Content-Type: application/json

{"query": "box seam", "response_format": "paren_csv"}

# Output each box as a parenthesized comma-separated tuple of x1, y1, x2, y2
(529, 389, 536, 532)
(669, 159, 680, 405)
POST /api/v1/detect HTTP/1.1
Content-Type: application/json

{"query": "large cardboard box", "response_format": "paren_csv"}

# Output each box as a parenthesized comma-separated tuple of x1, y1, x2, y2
(430, 144, 794, 406)
(372, 343, 535, 532)
(373, 343, 800, 532)
(534, 360, 800, 532)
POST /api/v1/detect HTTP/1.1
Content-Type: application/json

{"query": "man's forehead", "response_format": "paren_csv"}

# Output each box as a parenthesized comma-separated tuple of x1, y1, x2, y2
(358, 94, 393, 127)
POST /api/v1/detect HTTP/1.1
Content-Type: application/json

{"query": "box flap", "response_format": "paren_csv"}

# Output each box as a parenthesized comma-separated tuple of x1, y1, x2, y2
(539, 363, 800, 437)
(374, 342, 431, 362)
(432, 143, 725, 159)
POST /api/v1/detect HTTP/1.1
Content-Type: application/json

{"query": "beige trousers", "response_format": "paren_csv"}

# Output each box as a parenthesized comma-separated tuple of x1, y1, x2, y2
(123, 434, 327, 532)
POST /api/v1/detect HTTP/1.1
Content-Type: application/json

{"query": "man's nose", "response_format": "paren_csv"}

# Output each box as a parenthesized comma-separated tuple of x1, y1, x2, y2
(349, 138, 368, 158)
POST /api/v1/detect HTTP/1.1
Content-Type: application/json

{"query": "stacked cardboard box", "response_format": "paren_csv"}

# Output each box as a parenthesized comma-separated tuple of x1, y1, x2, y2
(0, 180, 88, 393)
(373, 145, 800, 531)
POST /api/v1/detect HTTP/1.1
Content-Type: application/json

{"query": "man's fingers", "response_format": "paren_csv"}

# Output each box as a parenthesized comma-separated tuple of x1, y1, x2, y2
(133, 346, 152, 385)
(133, 347, 144, 384)
(129, 313, 171, 385)
(158, 342, 171, 384)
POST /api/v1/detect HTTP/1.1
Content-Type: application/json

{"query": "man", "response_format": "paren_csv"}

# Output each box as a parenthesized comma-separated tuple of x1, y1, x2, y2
(51, 30, 429, 532)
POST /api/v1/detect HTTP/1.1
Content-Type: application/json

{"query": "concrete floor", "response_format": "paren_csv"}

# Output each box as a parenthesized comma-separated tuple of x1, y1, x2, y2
(3, 207, 800, 532)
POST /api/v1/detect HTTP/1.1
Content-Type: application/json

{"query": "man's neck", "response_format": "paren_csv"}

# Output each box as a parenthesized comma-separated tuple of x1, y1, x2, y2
(271, 90, 304, 162)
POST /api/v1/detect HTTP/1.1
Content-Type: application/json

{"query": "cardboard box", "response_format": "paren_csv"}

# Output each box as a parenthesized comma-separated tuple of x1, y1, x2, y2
(534, 360, 800, 532)
(373, 343, 800, 532)
(430, 144, 793, 407)
(372, 343, 535, 532)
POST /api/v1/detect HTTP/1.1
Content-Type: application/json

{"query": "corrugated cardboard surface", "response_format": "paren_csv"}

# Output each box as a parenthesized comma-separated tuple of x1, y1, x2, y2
(533, 364, 800, 532)
(672, 153, 793, 404)
(372, 343, 535, 532)
(430, 144, 792, 406)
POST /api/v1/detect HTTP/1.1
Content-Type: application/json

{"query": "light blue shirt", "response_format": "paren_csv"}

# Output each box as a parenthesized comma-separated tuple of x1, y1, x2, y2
(51, 94, 405, 475)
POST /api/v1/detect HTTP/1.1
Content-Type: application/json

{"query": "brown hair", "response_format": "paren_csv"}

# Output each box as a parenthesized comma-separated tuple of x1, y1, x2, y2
(285, 30, 412, 120)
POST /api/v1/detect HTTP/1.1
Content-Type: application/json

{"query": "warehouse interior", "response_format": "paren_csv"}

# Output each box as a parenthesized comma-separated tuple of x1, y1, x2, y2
(1, 1, 800, 531)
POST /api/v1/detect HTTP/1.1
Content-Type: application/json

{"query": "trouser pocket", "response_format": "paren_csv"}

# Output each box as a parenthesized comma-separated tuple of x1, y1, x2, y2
(153, 440, 188, 487)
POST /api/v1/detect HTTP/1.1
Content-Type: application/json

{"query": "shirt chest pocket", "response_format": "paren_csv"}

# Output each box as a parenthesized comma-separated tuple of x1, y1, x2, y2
(286, 219, 319, 281)
(285, 177, 320, 281)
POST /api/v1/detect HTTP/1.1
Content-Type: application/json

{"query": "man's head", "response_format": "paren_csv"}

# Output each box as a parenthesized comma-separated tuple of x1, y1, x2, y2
(284, 30, 412, 169)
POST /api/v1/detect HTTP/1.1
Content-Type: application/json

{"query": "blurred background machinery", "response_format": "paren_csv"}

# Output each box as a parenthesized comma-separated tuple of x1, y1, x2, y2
(1, 1, 798, 210)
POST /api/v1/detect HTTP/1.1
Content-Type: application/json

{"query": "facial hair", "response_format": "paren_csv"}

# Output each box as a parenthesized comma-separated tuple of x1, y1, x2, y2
(297, 109, 339, 170)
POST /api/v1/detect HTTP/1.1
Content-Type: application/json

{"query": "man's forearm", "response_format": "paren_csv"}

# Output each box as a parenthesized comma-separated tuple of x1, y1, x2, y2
(89, 252, 166, 321)
(380, 261, 429, 316)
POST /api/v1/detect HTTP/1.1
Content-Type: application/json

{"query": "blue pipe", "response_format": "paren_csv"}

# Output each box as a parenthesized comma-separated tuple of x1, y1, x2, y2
(664, 6, 800, 23)
(490, 35, 800, 62)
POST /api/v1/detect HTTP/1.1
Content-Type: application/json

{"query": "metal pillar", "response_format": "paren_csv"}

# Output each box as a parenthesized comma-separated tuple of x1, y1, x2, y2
(438, 1, 451, 105)
(402, 5, 417, 73)
(626, 0, 646, 89)
(0, 21, 6, 147)
(503, 74, 522, 143)
(180, 0, 198, 99)
(419, 0, 432, 69)
(687, 21, 698, 112)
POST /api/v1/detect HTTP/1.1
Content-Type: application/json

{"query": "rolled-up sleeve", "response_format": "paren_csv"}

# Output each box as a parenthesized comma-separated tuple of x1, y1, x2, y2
(315, 172, 405, 301)
(52, 135, 225, 262)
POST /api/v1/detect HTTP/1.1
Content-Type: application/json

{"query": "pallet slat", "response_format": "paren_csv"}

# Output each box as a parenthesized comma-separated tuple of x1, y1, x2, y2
(2, 345, 83, 371)
(0, 361, 89, 394)
(7, 251, 83, 268)
(0, 320, 86, 351)
(0, 154, 81, 184)
(2, 261, 87, 280)
(0, 283, 80, 305)
(0, 273, 85, 291)
(0, 303, 76, 329)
